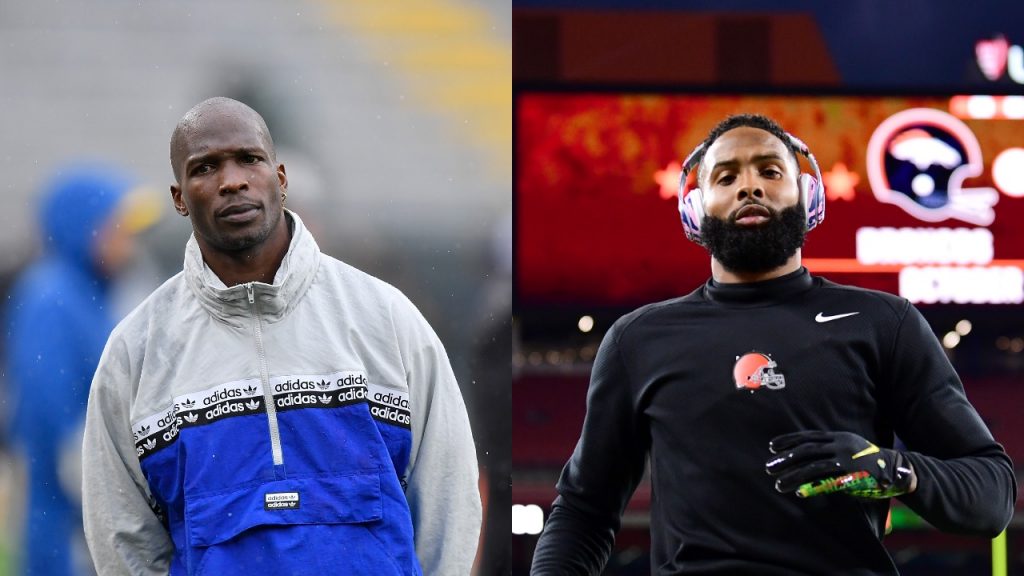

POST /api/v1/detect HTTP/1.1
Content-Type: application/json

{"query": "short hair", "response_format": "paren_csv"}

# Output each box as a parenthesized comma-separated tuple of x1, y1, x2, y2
(169, 97, 275, 182)
(696, 114, 801, 185)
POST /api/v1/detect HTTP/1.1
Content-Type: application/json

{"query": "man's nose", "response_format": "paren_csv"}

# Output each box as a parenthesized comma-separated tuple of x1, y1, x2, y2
(735, 171, 764, 202)
(218, 161, 249, 194)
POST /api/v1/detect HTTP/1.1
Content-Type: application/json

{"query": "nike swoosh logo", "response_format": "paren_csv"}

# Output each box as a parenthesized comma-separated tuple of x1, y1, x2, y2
(815, 312, 860, 323)
(851, 444, 880, 460)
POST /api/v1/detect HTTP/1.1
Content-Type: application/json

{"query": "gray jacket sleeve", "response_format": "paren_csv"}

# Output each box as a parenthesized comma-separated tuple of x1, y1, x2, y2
(391, 292, 482, 574)
(82, 336, 173, 575)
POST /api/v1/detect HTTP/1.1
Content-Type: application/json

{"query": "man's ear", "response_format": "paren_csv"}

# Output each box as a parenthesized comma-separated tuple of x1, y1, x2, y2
(171, 185, 188, 217)
(277, 163, 288, 191)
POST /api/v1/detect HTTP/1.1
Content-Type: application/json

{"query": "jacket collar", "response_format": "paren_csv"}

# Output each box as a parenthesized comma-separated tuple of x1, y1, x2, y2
(184, 210, 321, 326)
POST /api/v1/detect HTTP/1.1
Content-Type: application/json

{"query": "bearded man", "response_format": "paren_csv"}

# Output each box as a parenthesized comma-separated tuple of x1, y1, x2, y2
(530, 114, 1015, 576)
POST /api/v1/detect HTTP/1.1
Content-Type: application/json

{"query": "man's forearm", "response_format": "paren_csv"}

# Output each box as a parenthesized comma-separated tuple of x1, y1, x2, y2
(531, 497, 618, 576)
(900, 449, 1016, 537)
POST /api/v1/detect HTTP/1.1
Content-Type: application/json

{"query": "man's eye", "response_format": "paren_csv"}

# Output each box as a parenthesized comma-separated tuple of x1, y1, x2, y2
(243, 155, 261, 164)
(763, 168, 782, 178)
(716, 175, 735, 185)
(193, 164, 213, 175)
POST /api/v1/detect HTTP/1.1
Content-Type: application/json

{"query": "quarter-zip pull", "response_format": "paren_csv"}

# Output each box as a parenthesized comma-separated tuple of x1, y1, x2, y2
(246, 280, 285, 473)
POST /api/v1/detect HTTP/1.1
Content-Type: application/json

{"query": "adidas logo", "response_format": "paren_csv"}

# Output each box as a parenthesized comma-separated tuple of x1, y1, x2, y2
(139, 425, 150, 435)
(316, 379, 332, 391)
(182, 398, 196, 409)
(243, 385, 258, 395)
(143, 438, 157, 450)
(318, 393, 331, 405)
(183, 413, 199, 423)
(246, 399, 260, 410)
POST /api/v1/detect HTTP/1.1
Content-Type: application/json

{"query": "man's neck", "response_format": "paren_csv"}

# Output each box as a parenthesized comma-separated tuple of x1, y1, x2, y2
(198, 218, 292, 287)
(711, 251, 802, 284)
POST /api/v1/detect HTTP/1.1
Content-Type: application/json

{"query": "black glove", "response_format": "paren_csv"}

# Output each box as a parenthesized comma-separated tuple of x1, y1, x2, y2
(765, 430, 915, 499)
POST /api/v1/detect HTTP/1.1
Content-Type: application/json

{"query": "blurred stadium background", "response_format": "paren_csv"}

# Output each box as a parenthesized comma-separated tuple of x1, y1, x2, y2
(514, 1, 1024, 574)
(0, 1, 509, 574)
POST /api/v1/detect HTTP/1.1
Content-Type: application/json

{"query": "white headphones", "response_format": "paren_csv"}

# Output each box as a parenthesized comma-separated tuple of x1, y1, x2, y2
(677, 131, 826, 245)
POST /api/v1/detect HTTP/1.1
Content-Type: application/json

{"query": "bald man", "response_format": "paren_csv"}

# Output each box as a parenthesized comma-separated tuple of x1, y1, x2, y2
(82, 98, 481, 575)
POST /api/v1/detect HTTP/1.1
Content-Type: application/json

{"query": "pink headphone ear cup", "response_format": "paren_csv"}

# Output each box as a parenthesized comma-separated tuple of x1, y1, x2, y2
(797, 173, 812, 201)
(679, 187, 706, 243)
(798, 173, 825, 230)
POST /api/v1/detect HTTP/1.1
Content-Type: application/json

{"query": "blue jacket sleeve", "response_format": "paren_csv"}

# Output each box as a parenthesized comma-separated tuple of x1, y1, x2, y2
(7, 285, 90, 442)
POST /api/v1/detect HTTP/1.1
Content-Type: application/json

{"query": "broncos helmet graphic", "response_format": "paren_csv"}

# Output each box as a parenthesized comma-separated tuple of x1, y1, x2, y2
(733, 352, 786, 391)
(866, 108, 998, 226)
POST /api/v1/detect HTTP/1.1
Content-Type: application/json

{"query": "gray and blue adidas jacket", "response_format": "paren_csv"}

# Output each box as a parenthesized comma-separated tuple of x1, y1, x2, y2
(82, 211, 480, 575)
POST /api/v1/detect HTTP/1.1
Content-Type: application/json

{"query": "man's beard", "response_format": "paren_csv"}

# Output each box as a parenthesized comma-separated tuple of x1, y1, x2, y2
(700, 202, 807, 274)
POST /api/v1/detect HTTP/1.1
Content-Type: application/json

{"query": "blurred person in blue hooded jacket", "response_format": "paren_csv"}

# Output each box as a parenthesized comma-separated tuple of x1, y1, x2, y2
(4, 163, 159, 576)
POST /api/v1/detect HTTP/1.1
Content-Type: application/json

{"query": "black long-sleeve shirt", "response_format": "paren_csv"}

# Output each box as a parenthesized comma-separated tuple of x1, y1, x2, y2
(532, 268, 1016, 575)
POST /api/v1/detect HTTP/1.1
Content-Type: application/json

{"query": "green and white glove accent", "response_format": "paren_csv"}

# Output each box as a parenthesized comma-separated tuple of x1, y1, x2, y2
(766, 430, 915, 499)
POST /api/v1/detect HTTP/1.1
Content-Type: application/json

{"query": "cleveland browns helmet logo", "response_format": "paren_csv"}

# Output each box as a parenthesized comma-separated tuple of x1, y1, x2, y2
(733, 351, 786, 391)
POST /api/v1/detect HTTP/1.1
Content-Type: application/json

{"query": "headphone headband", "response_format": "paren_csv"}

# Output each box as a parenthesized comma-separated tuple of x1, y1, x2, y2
(681, 141, 707, 179)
